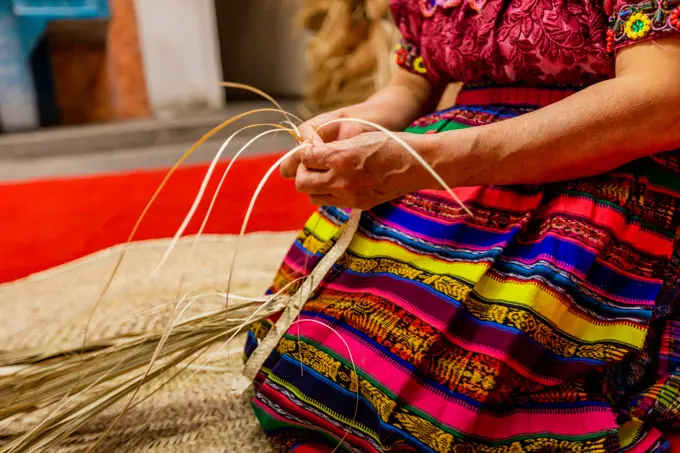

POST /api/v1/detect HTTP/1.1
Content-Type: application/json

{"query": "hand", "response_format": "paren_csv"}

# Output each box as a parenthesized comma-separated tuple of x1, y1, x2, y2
(280, 106, 379, 179)
(281, 69, 439, 180)
(294, 131, 436, 210)
(299, 108, 375, 144)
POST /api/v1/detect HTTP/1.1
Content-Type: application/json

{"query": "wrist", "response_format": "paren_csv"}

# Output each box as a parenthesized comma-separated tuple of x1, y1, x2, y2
(364, 87, 426, 130)
(418, 128, 485, 190)
(407, 132, 447, 192)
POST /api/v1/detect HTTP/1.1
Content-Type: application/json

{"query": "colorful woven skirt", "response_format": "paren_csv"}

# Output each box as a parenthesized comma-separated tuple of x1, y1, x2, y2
(245, 86, 680, 453)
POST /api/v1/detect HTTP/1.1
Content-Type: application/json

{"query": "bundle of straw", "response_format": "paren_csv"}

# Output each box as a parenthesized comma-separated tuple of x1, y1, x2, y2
(297, 0, 461, 115)
(298, 0, 401, 116)
(0, 297, 285, 452)
(0, 232, 294, 453)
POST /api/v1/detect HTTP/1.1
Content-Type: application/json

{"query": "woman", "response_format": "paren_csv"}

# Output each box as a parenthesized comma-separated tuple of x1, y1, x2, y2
(246, 0, 680, 451)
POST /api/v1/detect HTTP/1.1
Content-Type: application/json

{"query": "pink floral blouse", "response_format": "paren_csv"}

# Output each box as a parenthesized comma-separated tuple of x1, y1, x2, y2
(390, 0, 680, 86)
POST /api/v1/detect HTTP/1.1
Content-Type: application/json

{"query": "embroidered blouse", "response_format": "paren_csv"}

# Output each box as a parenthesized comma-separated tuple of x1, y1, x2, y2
(390, 0, 680, 86)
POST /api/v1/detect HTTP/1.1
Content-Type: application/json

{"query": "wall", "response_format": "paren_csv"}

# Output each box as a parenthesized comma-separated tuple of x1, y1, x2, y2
(134, 0, 224, 115)
(50, 0, 150, 125)
(214, 0, 306, 99)
(0, 0, 39, 131)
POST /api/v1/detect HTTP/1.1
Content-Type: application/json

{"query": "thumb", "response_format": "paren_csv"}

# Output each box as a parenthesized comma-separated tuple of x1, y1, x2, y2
(299, 121, 326, 145)
(280, 150, 302, 179)
(300, 110, 347, 144)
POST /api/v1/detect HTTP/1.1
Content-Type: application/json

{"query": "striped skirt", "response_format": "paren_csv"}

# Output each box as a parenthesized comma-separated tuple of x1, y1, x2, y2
(245, 86, 680, 453)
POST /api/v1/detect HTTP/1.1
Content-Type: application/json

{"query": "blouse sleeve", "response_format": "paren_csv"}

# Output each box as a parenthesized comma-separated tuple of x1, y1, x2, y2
(605, 0, 680, 54)
(390, 0, 429, 78)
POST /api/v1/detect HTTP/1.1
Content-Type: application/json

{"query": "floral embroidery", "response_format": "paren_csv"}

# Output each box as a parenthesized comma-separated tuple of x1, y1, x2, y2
(671, 7, 680, 28)
(413, 57, 427, 74)
(420, 0, 485, 16)
(390, 0, 611, 87)
(625, 12, 652, 38)
(608, 0, 680, 53)
(395, 39, 427, 76)
(606, 29, 616, 52)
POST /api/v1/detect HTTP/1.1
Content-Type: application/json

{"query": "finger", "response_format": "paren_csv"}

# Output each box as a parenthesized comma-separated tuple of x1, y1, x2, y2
(300, 145, 334, 171)
(280, 151, 301, 179)
(298, 121, 324, 144)
(309, 195, 345, 207)
(300, 111, 344, 144)
(314, 110, 347, 143)
(295, 164, 333, 195)
(335, 121, 366, 141)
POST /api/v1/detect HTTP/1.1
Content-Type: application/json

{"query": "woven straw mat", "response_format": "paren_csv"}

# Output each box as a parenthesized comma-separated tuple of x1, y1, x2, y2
(0, 233, 297, 452)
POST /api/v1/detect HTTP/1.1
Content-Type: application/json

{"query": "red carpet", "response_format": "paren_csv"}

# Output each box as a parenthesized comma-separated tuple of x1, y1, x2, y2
(1, 152, 315, 283)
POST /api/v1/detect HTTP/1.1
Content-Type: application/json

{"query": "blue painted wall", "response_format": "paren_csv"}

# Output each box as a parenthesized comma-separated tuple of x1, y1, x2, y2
(0, 0, 109, 131)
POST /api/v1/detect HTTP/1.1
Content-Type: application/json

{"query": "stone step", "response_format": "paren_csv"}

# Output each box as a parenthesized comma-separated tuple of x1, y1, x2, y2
(0, 101, 301, 159)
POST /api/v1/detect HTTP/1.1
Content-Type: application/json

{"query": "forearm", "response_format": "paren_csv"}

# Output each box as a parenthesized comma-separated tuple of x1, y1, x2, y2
(426, 40, 680, 187)
(358, 69, 443, 131)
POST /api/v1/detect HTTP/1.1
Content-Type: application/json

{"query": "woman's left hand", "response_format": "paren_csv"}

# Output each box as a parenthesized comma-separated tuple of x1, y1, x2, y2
(294, 131, 436, 209)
